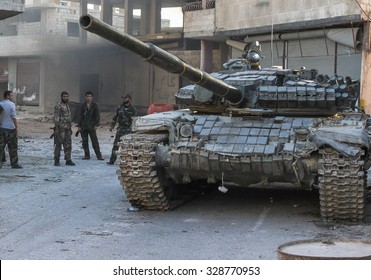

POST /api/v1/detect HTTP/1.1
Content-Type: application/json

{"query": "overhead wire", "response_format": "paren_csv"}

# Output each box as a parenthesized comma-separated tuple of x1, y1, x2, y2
(354, 0, 371, 21)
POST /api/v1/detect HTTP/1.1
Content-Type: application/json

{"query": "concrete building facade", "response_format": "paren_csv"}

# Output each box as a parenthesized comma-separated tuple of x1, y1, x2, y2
(0, 0, 25, 100)
(0, 0, 25, 20)
(0, 0, 192, 114)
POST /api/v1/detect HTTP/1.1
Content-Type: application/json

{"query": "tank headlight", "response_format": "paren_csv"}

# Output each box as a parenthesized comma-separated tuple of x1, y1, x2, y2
(248, 50, 261, 63)
(180, 124, 193, 138)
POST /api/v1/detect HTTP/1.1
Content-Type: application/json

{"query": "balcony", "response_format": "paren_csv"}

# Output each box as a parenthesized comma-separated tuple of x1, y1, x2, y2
(183, 0, 216, 38)
(183, 0, 215, 12)
(0, 0, 25, 20)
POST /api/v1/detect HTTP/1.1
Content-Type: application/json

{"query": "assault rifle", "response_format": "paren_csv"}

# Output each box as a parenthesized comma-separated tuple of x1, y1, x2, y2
(50, 127, 56, 139)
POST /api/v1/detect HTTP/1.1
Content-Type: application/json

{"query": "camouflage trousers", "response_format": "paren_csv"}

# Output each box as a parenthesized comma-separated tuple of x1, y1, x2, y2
(2, 145, 6, 162)
(109, 128, 131, 163)
(54, 128, 72, 161)
(81, 128, 102, 158)
(0, 128, 19, 168)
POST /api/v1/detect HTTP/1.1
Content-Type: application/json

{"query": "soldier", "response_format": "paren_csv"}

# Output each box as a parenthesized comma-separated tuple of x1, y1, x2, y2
(53, 91, 75, 166)
(107, 94, 137, 165)
(0, 90, 22, 169)
(77, 91, 104, 160)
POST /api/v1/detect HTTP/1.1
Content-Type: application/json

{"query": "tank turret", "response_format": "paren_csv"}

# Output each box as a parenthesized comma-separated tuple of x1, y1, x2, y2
(80, 14, 359, 116)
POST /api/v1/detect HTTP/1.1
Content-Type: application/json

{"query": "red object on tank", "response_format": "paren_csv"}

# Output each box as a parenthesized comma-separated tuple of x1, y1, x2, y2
(147, 103, 174, 114)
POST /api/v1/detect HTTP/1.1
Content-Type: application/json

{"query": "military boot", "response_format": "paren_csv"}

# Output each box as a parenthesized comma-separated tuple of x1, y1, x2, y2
(54, 159, 60, 166)
(66, 159, 76, 166)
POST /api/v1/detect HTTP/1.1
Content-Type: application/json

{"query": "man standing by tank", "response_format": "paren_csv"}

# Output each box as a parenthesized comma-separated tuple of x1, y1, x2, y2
(0, 90, 22, 169)
(77, 91, 104, 160)
(107, 94, 137, 165)
(54, 91, 75, 166)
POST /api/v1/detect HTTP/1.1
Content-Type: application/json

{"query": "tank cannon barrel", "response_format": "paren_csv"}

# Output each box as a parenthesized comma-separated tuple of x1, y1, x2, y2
(79, 14, 244, 105)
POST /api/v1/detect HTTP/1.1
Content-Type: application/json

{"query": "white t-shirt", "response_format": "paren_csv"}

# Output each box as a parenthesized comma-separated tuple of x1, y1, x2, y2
(0, 99, 16, 129)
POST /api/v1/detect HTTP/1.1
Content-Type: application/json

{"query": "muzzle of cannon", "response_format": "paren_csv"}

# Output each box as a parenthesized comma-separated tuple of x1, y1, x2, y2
(79, 14, 244, 105)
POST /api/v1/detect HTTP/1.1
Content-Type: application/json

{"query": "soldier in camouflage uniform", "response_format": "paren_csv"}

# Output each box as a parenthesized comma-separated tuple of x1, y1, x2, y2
(53, 91, 75, 166)
(107, 94, 137, 164)
(0, 90, 22, 169)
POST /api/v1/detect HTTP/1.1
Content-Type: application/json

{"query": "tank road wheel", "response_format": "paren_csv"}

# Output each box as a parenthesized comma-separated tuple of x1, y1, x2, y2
(318, 147, 366, 222)
(118, 133, 174, 210)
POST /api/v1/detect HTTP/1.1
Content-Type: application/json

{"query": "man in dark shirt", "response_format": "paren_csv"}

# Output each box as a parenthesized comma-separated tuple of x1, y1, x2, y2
(77, 91, 104, 160)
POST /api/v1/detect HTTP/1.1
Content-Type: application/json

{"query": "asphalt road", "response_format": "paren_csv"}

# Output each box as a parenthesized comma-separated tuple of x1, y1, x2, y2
(0, 115, 370, 260)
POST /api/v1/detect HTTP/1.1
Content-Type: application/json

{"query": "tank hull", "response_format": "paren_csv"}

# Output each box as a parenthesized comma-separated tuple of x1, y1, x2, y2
(119, 111, 368, 222)
(167, 116, 315, 187)
(150, 113, 367, 187)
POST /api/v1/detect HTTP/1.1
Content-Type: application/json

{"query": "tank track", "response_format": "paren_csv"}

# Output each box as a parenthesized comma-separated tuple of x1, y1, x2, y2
(118, 133, 192, 210)
(318, 147, 366, 222)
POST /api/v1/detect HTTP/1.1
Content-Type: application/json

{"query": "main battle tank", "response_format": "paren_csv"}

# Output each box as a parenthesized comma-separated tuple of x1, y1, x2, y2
(80, 14, 371, 222)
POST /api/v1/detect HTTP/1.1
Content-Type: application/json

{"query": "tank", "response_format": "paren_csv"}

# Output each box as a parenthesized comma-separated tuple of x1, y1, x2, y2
(80, 14, 371, 222)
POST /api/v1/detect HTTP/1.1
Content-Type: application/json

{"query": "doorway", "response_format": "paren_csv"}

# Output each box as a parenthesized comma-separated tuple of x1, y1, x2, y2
(80, 74, 100, 103)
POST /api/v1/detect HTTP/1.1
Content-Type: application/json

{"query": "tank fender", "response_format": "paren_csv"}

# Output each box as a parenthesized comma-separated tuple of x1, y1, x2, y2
(308, 126, 369, 157)
(309, 134, 361, 157)
(132, 110, 195, 143)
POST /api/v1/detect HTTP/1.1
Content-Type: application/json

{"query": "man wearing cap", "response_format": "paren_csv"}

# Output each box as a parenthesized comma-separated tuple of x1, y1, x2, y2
(107, 94, 137, 165)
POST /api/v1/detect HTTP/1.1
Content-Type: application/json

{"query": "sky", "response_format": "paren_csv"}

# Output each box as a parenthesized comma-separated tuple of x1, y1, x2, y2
(132, 7, 183, 27)
(161, 7, 183, 27)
